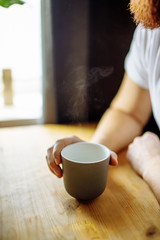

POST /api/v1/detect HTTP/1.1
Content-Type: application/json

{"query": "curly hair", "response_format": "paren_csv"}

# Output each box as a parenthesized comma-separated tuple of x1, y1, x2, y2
(130, 0, 160, 29)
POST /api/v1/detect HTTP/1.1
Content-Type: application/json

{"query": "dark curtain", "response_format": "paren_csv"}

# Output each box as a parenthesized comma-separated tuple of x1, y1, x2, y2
(49, 0, 135, 123)
(87, 0, 135, 121)
(42, 0, 159, 135)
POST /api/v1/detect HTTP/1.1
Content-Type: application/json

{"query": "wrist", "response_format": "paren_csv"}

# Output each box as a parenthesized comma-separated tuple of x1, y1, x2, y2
(142, 156, 160, 182)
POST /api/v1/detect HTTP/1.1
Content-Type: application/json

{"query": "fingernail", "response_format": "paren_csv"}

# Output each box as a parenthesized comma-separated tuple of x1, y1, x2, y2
(53, 167, 59, 176)
(112, 152, 118, 160)
(55, 158, 59, 165)
(115, 158, 118, 165)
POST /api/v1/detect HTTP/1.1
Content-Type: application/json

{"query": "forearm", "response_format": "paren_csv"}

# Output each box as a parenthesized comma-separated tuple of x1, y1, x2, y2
(91, 107, 143, 152)
(91, 73, 151, 152)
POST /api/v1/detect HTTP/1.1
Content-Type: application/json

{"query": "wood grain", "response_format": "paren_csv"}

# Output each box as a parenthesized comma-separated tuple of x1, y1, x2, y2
(0, 124, 160, 240)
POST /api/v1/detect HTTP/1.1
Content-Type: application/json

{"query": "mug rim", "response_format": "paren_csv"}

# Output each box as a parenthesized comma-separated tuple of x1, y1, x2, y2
(61, 142, 110, 164)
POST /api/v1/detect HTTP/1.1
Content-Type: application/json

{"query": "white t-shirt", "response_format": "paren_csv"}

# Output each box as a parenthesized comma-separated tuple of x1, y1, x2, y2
(125, 24, 160, 130)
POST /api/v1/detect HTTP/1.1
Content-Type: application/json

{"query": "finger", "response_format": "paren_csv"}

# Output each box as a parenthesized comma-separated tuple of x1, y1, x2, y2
(143, 131, 160, 141)
(53, 141, 66, 165)
(47, 145, 54, 160)
(110, 151, 118, 166)
(53, 135, 83, 165)
(46, 155, 62, 178)
(47, 145, 58, 168)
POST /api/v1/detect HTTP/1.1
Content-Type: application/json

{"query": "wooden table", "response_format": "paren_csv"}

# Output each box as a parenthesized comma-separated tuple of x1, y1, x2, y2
(0, 124, 160, 240)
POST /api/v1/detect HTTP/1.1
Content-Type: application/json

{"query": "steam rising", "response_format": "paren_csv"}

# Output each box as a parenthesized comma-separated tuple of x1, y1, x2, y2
(63, 66, 114, 121)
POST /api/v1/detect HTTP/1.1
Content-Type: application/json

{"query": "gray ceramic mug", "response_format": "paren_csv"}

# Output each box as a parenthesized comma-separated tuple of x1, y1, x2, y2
(61, 142, 110, 200)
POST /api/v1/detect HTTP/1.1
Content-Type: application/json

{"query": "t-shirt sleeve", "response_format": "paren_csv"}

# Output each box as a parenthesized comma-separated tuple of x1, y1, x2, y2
(124, 25, 149, 89)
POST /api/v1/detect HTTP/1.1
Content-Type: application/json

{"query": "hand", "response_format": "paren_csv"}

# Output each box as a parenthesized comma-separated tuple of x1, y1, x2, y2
(127, 132, 160, 178)
(46, 135, 118, 178)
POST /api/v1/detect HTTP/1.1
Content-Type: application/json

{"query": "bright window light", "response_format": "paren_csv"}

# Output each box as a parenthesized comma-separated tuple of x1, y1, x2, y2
(0, 0, 42, 121)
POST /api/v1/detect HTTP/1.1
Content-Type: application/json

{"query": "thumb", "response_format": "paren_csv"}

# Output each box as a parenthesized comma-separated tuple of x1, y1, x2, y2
(110, 151, 118, 166)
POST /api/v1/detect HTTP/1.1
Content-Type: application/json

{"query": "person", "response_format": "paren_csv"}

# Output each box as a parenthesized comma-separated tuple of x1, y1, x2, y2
(46, 0, 160, 204)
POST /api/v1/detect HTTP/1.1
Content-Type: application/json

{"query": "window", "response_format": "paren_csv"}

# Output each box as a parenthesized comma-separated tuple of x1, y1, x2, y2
(0, 0, 42, 126)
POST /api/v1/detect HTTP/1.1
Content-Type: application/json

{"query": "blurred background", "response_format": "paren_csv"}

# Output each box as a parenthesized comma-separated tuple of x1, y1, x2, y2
(0, 0, 159, 134)
(0, 0, 42, 126)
